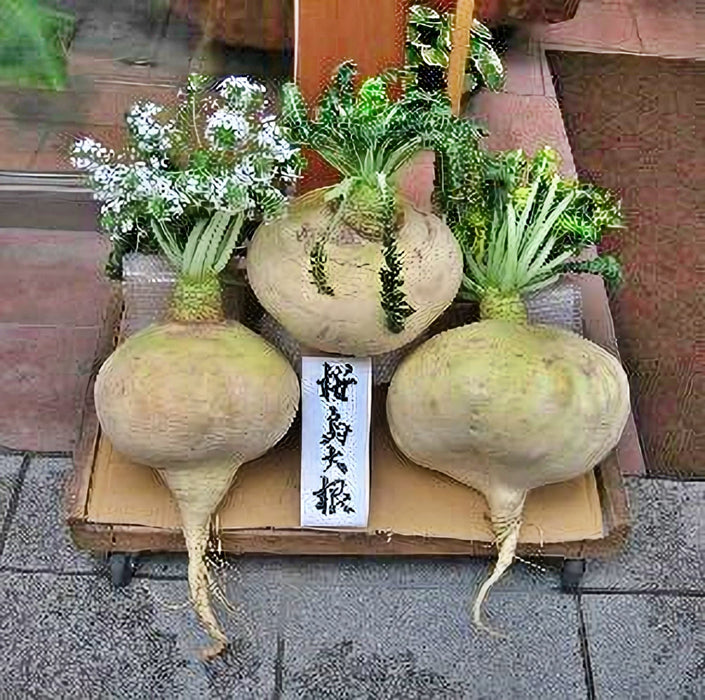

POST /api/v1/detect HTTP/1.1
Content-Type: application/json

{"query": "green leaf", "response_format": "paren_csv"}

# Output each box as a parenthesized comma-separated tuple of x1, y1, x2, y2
(521, 274, 561, 296)
(409, 4, 443, 28)
(182, 218, 208, 271)
(469, 39, 505, 92)
(471, 19, 493, 42)
(464, 71, 479, 94)
(420, 45, 449, 68)
(150, 220, 182, 269)
(464, 249, 488, 289)
(502, 201, 520, 291)
(212, 212, 245, 273)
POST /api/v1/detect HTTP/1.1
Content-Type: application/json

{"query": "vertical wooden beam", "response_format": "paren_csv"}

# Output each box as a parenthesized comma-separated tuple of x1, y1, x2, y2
(293, 0, 408, 193)
(446, 0, 475, 116)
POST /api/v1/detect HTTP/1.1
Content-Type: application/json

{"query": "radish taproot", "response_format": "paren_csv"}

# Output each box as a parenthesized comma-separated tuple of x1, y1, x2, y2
(386, 173, 631, 632)
(95, 211, 300, 659)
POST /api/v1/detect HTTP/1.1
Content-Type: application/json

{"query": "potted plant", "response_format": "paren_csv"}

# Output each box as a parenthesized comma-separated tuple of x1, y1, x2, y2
(246, 61, 486, 358)
(71, 73, 304, 336)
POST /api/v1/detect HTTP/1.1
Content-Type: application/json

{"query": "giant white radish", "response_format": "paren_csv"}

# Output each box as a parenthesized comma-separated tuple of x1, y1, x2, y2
(386, 174, 631, 632)
(246, 63, 467, 357)
(94, 212, 300, 659)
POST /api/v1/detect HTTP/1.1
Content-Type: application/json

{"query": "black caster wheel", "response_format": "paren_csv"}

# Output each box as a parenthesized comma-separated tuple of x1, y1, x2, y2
(109, 553, 137, 588)
(561, 558, 586, 593)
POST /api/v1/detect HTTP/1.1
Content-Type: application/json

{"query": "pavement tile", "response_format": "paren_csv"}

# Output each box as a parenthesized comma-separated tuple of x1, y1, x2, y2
(535, 0, 643, 55)
(0, 229, 111, 326)
(0, 455, 24, 535)
(279, 586, 586, 699)
(583, 477, 705, 591)
(1, 458, 99, 572)
(0, 326, 99, 452)
(0, 571, 278, 698)
(634, 0, 703, 59)
(467, 92, 577, 178)
(68, 1, 169, 64)
(582, 594, 705, 698)
(500, 33, 547, 97)
(276, 553, 561, 591)
(0, 119, 43, 170)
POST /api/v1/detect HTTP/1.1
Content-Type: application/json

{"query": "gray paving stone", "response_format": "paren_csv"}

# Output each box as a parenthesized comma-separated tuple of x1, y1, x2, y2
(0, 457, 100, 572)
(582, 594, 704, 699)
(279, 586, 587, 700)
(0, 570, 279, 698)
(583, 477, 705, 591)
(0, 455, 23, 535)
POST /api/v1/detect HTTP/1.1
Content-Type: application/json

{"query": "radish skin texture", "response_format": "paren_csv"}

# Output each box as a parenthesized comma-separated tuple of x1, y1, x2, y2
(386, 319, 630, 631)
(94, 321, 299, 658)
(246, 189, 463, 357)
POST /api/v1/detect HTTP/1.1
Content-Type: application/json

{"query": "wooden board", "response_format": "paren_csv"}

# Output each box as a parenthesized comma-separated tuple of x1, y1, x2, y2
(68, 289, 631, 560)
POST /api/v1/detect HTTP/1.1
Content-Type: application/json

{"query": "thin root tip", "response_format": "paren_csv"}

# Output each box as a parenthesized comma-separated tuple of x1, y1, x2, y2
(471, 602, 507, 640)
(198, 639, 228, 662)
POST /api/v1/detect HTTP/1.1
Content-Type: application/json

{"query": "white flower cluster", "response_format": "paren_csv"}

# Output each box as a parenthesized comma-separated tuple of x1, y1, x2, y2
(218, 75, 267, 107)
(70, 137, 113, 172)
(71, 73, 303, 245)
(204, 108, 250, 149)
(125, 101, 175, 162)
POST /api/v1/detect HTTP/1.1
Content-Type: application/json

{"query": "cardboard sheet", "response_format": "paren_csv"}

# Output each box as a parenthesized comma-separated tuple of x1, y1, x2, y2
(86, 393, 604, 545)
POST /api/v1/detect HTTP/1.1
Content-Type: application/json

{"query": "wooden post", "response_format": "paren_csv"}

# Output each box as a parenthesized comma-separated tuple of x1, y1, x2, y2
(446, 0, 475, 116)
(293, 0, 408, 193)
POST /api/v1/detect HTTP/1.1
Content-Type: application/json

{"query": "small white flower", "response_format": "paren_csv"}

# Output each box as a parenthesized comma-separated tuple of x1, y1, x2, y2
(126, 101, 175, 155)
(218, 76, 266, 102)
(205, 108, 250, 148)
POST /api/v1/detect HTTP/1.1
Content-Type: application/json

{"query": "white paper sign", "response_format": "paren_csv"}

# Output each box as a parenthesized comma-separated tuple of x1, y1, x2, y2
(300, 356, 372, 529)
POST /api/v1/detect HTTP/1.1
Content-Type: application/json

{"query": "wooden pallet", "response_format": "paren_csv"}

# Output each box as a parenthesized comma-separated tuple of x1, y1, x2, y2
(66, 284, 633, 561)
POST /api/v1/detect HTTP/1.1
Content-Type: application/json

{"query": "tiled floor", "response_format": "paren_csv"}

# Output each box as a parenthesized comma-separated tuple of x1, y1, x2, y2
(534, 0, 705, 59)
(0, 454, 701, 697)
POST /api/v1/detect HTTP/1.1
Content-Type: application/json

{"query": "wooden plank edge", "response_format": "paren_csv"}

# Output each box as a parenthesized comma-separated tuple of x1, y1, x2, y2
(66, 283, 123, 526)
(70, 519, 625, 559)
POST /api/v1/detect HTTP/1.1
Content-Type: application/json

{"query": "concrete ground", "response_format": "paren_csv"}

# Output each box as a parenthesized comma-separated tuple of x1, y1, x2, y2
(0, 453, 702, 698)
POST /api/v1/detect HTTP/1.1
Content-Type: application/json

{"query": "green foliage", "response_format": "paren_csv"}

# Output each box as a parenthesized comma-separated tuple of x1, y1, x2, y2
(406, 5, 505, 95)
(461, 174, 579, 302)
(443, 145, 625, 290)
(0, 0, 75, 90)
(564, 254, 624, 293)
(309, 239, 334, 296)
(281, 60, 483, 235)
(151, 210, 245, 281)
(378, 177, 415, 333)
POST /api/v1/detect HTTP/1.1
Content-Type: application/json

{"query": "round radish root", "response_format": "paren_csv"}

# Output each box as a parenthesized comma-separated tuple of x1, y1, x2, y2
(386, 319, 630, 632)
(246, 189, 463, 357)
(94, 321, 300, 658)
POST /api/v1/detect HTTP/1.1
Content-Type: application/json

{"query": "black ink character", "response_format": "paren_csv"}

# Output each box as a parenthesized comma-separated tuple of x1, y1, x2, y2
(321, 443, 348, 474)
(320, 405, 352, 447)
(316, 362, 358, 403)
(313, 476, 355, 516)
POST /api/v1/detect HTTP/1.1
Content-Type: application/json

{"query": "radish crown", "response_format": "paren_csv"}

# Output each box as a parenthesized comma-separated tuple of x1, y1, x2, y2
(461, 173, 577, 321)
(151, 211, 245, 322)
(151, 210, 245, 279)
